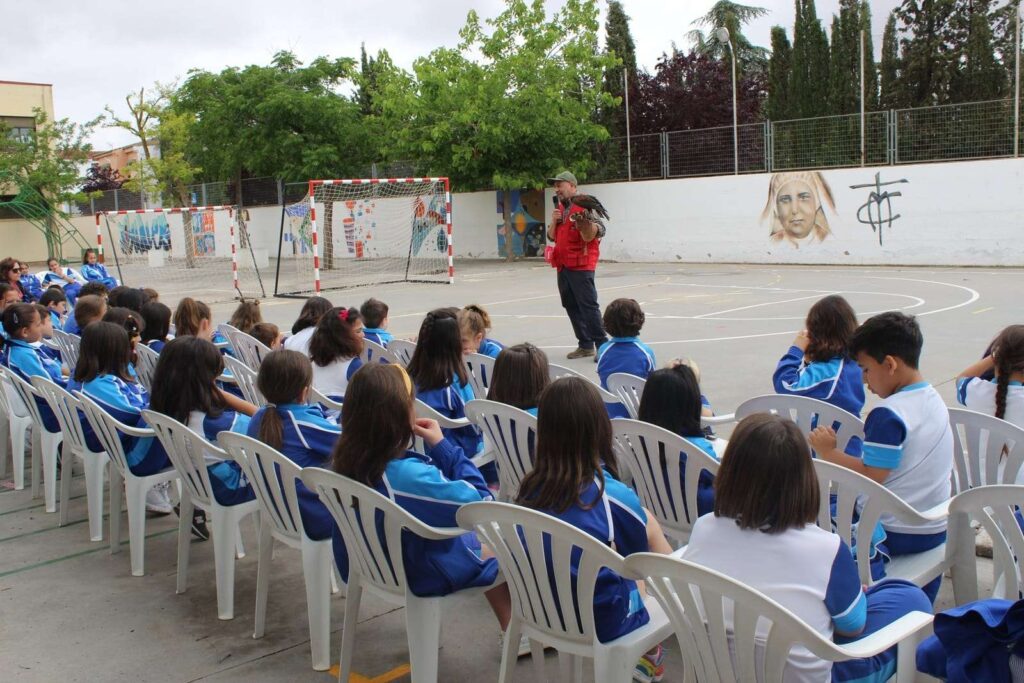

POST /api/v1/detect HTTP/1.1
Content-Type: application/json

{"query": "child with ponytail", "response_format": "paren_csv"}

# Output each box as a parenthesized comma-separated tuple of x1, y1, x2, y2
(308, 306, 364, 405)
(173, 297, 214, 341)
(458, 304, 504, 358)
(3, 303, 66, 432)
(957, 325, 1024, 430)
(246, 350, 340, 540)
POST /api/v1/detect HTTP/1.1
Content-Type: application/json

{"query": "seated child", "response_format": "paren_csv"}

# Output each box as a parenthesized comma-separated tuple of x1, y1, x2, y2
(65, 294, 107, 336)
(809, 312, 953, 603)
(360, 297, 393, 347)
(140, 301, 172, 352)
(39, 288, 68, 330)
(228, 298, 262, 335)
(459, 304, 503, 358)
(3, 303, 66, 432)
(309, 306, 363, 406)
(283, 296, 333, 355)
(40, 258, 83, 305)
(79, 249, 118, 289)
(249, 322, 283, 350)
(487, 343, 549, 416)
(597, 298, 655, 418)
(956, 324, 1024, 431)
(107, 286, 145, 313)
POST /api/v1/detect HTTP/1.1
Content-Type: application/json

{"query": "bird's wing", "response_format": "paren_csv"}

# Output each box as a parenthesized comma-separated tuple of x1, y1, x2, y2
(571, 194, 609, 220)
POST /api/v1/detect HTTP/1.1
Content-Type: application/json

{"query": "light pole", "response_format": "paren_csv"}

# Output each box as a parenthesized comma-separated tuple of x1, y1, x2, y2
(716, 27, 739, 175)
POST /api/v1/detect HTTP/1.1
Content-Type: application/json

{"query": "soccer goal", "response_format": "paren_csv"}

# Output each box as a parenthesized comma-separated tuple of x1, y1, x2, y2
(273, 178, 453, 297)
(95, 206, 266, 303)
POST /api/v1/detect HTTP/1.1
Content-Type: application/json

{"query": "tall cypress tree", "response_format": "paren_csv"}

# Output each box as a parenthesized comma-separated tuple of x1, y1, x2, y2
(879, 10, 901, 109)
(860, 2, 879, 111)
(767, 26, 794, 120)
(895, 0, 957, 107)
(792, 0, 831, 118)
(949, 0, 1005, 102)
(828, 9, 855, 115)
(601, 0, 638, 139)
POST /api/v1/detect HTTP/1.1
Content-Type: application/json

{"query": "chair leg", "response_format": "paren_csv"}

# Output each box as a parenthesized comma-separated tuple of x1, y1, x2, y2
(41, 433, 61, 513)
(58, 446, 75, 527)
(126, 479, 148, 577)
(338, 578, 363, 683)
(30, 428, 40, 499)
(0, 413, 9, 480)
(212, 508, 238, 620)
(594, 646, 636, 683)
(405, 596, 442, 683)
(109, 469, 123, 554)
(176, 493, 194, 593)
(301, 539, 332, 671)
(11, 418, 29, 490)
(84, 454, 108, 542)
(253, 523, 273, 639)
(497, 619, 521, 683)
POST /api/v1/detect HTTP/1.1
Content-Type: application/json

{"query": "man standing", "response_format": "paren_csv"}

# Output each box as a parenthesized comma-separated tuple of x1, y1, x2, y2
(547, 171, 606, 359)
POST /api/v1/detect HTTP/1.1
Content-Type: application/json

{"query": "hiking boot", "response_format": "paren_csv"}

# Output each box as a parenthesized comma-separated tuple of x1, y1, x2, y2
(566, 347, 596, 360)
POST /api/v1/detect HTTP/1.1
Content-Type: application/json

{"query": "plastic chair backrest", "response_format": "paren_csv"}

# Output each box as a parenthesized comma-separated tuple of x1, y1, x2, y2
(219, 432, 304, 542)
(735, 394, 864, 453)
(0, 365, 28, 418)
(611, 418, 719, 543)
(464, 353, 496, 400)
(412, 399, 473, 453)
(31, 376, 91, 454)
(311, 387, 343, 413)
(948, 485, 1024, 601)
(359, 339, 401, 366)
(234, 331, 273, 370)
(465, 400, 536, 499)
(301, 467, 465, 600)
(142, 409, 220, 508)
(812, 458, 944, 585)
(1, 366, 46, 428)
(548, 363, 618, 402)
(76, 390, 153, 478)
(948, 407, 1024, 493)
(223, 355, 266, 407)
(607, 373, 646, 419)
(625, 552, 933, 682)
(52, 329, 81, 373)
(387, 339, 416, 367)
(457, 500, 636, 647)
(134, 343, 160, 392)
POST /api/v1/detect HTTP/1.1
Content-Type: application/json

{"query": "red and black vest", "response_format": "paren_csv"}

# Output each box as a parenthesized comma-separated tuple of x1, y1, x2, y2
(552, 202, 600, 271)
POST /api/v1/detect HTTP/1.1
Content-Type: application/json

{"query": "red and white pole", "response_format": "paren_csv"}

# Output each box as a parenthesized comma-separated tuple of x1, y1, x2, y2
(444, 178, 454, 284)
(308, 181, 321, 295)
(94, 213, 104, 263)
(229, 208, 240, 294)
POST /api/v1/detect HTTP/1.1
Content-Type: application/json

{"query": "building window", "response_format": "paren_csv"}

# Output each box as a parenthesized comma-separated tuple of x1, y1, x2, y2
(7, 127, 33, 143)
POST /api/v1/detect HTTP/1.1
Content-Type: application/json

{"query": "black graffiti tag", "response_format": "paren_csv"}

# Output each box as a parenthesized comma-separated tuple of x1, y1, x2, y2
(850, 172, 909, 246)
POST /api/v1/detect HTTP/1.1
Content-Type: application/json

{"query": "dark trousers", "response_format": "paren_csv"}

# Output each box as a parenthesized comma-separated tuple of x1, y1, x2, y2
(557, 268, 606, 350)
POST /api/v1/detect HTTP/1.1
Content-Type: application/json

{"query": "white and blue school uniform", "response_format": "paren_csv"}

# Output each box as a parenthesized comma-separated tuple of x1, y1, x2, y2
(80, 262, 118, 289)
(957, 377, 1024, 430)
(862, 382, 953, 602)
(41, 267, 84, 305)
(187, 410, 253, 506)
(246, 403, 340, 539)
(522, 469, 650, 643)
(146, 339, 167, 353)
(478, 337, 504, 359)
(5, 338, 65, 432)
(416, 379, 483, 457)
(34, 339, 62, 366)
(683, 514, 932, 683)
(311, 355, 362, 411)
(330, 438, 499, 596)
(73, 374, 169, 476)
(362, 328, 393, 347)
(773, 347, 865, 455)
(675, 435, 719, 518)
(596, 336, 656, 419)
(63, 313, 82, 336)
(19, 273, 43, 302)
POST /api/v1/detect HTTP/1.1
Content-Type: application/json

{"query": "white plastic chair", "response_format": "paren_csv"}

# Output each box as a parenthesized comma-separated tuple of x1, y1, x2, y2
(310, 388, 343, 414)
(359, 339, 401, 366)
(813, 459, 950, 588)
(549, 363, 618, 403)
(0, 366, 32, 490)
(302, 467, 501, 683)
(231, 327, 273, 370)
(2, 367, 62, 512)
(948, 407, 1024, 493)
(77, 392, 179, 576)
(464, 399, 536, 501)
(611, 418, 720, 546)
(142, 410, 260, 620)
(736, 394, 865, 454)
(457, 501, 672, 683)
(626, 552, 933, 683)
(134, 343, 160, 392)
(464, 352, 496, 400)
(413, 398, 493, 470)
(388, 339, 416, 367)
(219, 432, 337, 671)
(51, 329, 81, 374)
(946, 484, 1024, 605)
(606, 373, 645, 419)
(32, 376, 110, 541)
(223, 355, 266, 408)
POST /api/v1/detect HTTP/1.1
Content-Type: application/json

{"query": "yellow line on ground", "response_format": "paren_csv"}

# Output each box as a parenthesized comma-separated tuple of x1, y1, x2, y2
(972, 307, 994, 314)
(327, 663, 411, 682)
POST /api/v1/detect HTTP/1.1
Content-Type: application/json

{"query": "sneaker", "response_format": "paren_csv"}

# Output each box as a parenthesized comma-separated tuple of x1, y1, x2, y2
(498, 631, 533, 658)
(566, 347, 596, 360)
(633, 644, 665, 683)
(173, 504, 210, 541)
(145, 482, 173, 516)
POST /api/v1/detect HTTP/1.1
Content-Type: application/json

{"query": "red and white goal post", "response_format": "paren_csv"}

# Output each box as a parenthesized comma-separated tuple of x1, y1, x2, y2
(274, 177, 453, 298)
(95, 205, 266, 303)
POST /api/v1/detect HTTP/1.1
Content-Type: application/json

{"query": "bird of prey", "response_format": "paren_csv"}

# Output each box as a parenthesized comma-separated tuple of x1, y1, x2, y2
(570, 194, 609, 220)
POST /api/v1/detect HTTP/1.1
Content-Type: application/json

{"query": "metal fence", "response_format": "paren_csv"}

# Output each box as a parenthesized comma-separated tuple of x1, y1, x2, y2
(72, 98, 1023, 215)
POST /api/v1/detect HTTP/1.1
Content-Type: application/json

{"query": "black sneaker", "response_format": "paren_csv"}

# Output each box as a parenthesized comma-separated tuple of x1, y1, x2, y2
(174, 504, 210, 541)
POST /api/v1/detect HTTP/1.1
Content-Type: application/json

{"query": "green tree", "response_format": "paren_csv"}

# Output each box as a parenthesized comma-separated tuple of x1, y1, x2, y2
(828, 0, 877, 114)
(601, 0, 637, 139)
(687, 1, 770, 72)
(860, 2, 879, 111)
(766, 26, 794, 120)
(894, 0, 957, 107)
(378, 0, 615, 260)
(949, 0, 1005, 102)
(791, 0, 831, 118)
(356, 44, 397, 118)
(879, 10, 901, 109)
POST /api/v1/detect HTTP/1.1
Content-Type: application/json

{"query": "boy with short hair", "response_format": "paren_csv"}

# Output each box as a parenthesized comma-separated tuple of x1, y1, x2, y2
(597, 298, 655, 418)
(809, 311, 952, 602)
(360, 297, 393, 347)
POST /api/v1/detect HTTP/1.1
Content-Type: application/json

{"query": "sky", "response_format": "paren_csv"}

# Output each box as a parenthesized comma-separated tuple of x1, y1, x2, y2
(2, 0, 901, 151)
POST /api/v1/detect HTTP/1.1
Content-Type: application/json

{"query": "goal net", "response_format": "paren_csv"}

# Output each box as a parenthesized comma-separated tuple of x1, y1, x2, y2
(96, 206, 266, 304)
(273, 178, 452, 297)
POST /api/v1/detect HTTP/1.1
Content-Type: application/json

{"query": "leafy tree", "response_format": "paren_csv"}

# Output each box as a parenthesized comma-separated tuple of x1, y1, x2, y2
(893, 0, 957, 107)
(600, 0, 638, 139)
(948, 0, 1005, 102)
(791, 0, 831, 118)
(767, 26, 794, 120)
(357, 44, 397, 118)
(81, 164, 124, 192)
(860, 2, 879, 111)
(687, 1, 770, 72)
(0, 110, 97, 206)
(828, 0, 877, 114)
(879, 10, 901, 109)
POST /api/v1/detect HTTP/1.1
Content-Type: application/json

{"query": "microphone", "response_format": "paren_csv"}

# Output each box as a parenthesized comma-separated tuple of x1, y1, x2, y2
(552, 195, 561, 223)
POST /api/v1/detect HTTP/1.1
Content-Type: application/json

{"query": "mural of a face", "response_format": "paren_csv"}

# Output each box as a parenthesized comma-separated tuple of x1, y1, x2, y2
(762, 172, 836, 247)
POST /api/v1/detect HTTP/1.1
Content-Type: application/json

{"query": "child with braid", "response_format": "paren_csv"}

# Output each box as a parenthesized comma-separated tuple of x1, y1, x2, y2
(957, 325, 1024, 431)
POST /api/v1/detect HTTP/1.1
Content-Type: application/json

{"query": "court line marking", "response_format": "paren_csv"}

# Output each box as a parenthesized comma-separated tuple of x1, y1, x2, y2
(327, 663, 411, 682)
(0, 528, 177, 579)
(0, 493, 86, 517)
(863, 277, 980, 317)
(972, 307, 994, 315)
(692, 294, 829, 318)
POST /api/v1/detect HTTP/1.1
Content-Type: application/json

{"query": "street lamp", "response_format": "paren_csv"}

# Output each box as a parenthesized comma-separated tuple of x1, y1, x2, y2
(715, 27, 739, 175)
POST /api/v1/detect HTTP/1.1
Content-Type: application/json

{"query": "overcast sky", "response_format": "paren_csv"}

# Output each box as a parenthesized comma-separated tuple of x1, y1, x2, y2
(3, 0, 900, 151)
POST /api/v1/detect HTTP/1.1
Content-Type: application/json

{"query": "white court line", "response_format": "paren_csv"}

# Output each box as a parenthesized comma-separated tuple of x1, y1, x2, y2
(692, 294, 831, 319)
(864, 277, 980, 316)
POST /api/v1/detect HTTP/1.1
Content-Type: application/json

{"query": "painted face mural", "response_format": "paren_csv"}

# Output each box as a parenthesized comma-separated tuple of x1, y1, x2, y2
(762, 172, 836, 247)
